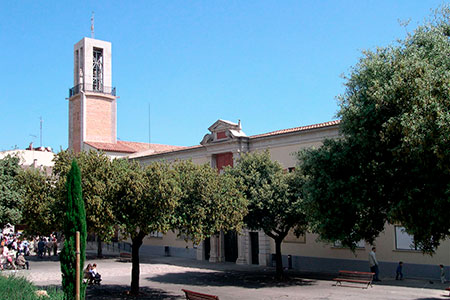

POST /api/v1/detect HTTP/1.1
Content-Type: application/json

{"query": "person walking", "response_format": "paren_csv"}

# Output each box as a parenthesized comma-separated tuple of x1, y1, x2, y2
(369, 246, 381, 281)
(396, 261, 403, 280)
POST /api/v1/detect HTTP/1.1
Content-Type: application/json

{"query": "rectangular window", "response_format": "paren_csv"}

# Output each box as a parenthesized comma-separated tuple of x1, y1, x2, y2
(75, 50, 79, 84)
(93, 47, 103, 91)
(333, 240, 365, 249)
(216, 131, 227, 140)
(395, 226, 417, 250)
(149, 231, 163, 238)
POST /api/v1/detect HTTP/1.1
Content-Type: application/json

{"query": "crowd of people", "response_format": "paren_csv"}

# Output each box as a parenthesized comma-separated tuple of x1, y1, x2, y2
(0, 232, 32, 270)
(0, 231, 103, 285)
(0, 232, 60, 270)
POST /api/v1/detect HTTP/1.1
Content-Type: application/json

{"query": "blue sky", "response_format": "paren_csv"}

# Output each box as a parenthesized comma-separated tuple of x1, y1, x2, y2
(0, 1, 445, 151)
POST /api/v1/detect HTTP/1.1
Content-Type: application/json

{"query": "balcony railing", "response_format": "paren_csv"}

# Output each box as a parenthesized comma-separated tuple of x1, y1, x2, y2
(69, 83, 116, 97)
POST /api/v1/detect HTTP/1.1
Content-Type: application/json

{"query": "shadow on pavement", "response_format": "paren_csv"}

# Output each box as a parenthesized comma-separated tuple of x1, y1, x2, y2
(27, 255, 60, 262)
(85, 284, 183, 300)
(148, 270, 315, 289)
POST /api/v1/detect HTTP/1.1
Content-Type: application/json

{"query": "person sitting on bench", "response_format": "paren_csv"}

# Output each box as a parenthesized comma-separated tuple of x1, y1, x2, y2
(90, 263, 102, 283)
(16, 253, 29, 270)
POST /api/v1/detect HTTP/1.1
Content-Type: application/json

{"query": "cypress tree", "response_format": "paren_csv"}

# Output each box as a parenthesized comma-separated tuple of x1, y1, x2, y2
(60, 159, 87, 300)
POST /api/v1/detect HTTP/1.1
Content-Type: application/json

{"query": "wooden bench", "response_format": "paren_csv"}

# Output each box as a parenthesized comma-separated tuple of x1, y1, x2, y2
(118, 252, 131, 262)
(333, 270, 374, 289)
(182, 289, 219, 300)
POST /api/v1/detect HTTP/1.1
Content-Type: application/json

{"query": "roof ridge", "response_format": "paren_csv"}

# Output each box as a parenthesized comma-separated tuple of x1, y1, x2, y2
(250, 120, 340, 139)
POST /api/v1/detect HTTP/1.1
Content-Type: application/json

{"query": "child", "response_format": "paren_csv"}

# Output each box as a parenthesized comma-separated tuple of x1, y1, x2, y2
(396, 261, 403, 280)
(440, 264, 446, 283)
(91, 263, 102, 281)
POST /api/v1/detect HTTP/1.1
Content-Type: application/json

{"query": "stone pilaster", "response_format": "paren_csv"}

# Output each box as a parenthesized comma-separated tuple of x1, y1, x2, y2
(218, 231, 225, 262)
(258, 231, 271, 266)
(209, 234, 219, 263)
(236, 229, 248, 265)
(196, 241, 204, 260)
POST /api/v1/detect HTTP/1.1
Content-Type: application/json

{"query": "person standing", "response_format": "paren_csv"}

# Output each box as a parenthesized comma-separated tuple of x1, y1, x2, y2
(396, 261, 403, 280)
(440, 264, 446, 283)
(37, 238, 45, 258)
(369, 246, 381, 281)
(52, 237, 58, 256)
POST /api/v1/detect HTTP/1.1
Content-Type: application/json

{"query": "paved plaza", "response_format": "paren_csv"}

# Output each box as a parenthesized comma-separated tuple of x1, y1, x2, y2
(7, 253, 450, 300)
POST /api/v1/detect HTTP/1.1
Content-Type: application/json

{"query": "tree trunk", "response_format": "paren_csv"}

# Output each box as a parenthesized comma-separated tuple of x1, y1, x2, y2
(130, 232, 145, 295)
(275, 238, 284, 279)
(97, 236, 103, 258)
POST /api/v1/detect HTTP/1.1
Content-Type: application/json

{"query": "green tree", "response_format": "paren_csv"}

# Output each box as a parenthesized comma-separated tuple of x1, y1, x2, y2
(226, 151, 307, 278)
(16, 168, 58, 236)
(60, 159, 87, 300)
(111, 159, 247, 295)
(300, 7, 450, 252)
(172, 160, 247, 245)
(0, 155, 23, 227)
(111, 159, 180, 295)
(54, 150, 116, 257)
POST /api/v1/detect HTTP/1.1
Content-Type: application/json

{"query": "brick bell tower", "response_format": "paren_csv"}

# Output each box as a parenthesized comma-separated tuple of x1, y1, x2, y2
(68, 37, 117, 152)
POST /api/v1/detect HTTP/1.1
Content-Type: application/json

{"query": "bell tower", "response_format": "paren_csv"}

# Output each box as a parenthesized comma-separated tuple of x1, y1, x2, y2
(68, 37, 117, 152)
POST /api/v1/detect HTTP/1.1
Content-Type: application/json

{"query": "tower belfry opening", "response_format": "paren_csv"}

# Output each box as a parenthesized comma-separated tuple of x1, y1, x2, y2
(93, 47, 103, 92)
(68, 37, 117, 152)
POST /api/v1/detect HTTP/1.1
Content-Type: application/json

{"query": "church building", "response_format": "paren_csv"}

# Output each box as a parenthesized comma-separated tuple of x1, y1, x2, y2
(68, 36, 450, 280)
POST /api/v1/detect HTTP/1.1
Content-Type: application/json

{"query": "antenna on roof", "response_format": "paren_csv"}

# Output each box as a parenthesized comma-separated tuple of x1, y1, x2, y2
(40, 116, 43, 147)
(91, 11, 95, 38)
(148, 103, 151, 148)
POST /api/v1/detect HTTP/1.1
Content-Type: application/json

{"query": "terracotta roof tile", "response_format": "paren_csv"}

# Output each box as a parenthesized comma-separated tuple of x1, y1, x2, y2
(85, 141, 186, 154)
(250, 120, 340, 139)
(129, 145, 203, 158)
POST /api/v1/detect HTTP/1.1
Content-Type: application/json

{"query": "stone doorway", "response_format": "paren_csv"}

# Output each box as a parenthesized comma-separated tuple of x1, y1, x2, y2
(224, 231, 238, 262)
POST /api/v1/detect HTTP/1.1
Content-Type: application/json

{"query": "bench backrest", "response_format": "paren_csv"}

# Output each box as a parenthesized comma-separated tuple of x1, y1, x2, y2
(338, 270, 374, 281)
(182, 289, 219, 300)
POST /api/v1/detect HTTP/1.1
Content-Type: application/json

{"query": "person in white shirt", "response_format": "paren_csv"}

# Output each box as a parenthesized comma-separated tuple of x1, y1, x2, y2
(369, 247, 380, 281)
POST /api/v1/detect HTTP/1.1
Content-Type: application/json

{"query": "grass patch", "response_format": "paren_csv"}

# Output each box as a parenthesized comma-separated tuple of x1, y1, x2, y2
(0, 274, 64, 300)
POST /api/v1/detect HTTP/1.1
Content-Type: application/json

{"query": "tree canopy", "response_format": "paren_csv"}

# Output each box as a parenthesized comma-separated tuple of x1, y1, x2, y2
(53, 150, 117, 245)
(110, 158, 247, 294)
(0, 155, 23, 227)
(172, 160, 247, 245)
(226, 151, 307, 278)
(16, 168, 58, 236)
(300, 7, 450, 252)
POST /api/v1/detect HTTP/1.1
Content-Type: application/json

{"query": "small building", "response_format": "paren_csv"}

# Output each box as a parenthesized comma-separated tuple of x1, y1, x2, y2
(0, 143, 55, 175)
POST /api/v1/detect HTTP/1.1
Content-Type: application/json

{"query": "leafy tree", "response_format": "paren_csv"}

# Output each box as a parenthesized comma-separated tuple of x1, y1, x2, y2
(53, 150, 116, 257)
(16, 168, 58, 236)
(111, 159, 247, 295)
(300, 7, 450, 252)
(172, 160, 247, 245)
(60, 159, 87, 300)
(226, 151, 307, 278)
(0, 155, 23, 227)
(111, 159, 180, 295)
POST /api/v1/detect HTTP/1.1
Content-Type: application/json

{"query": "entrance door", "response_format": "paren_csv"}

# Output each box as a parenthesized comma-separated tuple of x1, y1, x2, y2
(250, 232, 259, 265)
(224, 231, 238, 262)
(204, 237, 210, 261)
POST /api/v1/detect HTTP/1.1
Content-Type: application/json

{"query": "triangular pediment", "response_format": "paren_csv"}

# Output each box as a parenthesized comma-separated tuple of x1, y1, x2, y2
(201, 119, 247, 145)
(208, 119, 240, 132)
